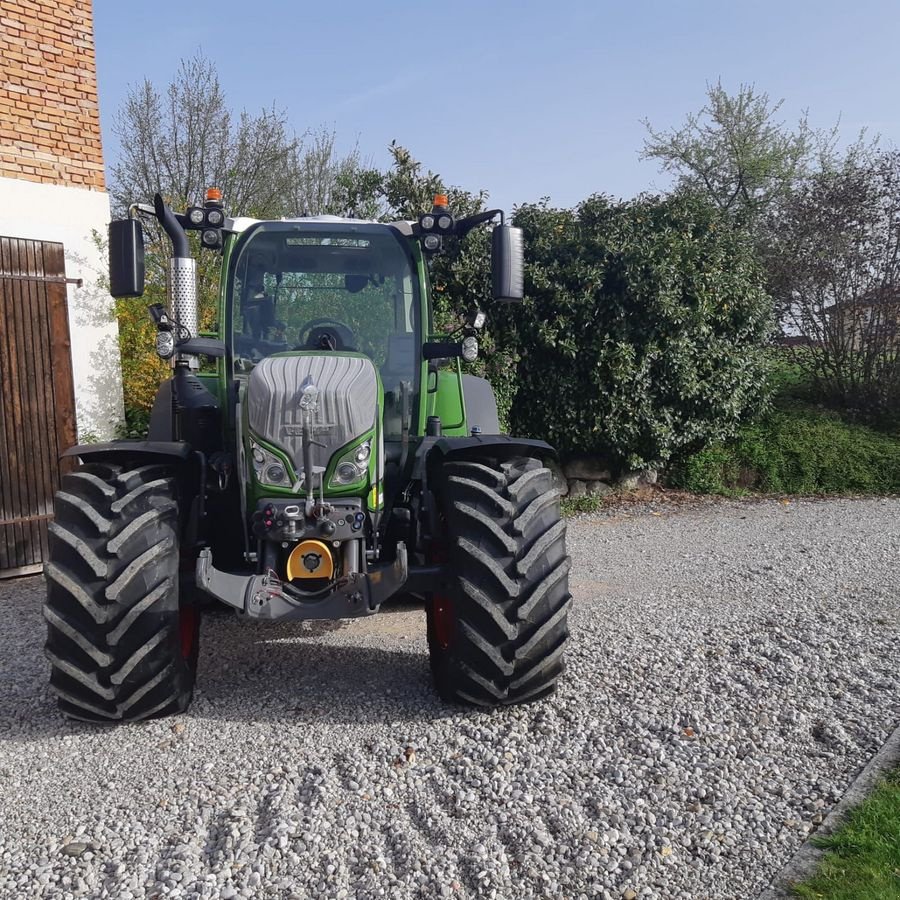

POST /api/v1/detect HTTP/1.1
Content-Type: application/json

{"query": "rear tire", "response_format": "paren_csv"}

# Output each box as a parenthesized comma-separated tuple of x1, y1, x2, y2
(427, 455, 571, 706)
(43, 461, 199, 722)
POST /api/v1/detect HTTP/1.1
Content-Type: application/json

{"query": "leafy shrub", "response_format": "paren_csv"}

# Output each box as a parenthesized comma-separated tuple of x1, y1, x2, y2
(673, 408, 900, 494)
(116, 406, 152, 440)
(115, 295, 171, 416)
(493, 193, 773, 469)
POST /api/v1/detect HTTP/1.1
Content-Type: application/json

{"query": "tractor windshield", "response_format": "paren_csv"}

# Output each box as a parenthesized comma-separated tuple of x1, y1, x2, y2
(229, 223, 421, 440)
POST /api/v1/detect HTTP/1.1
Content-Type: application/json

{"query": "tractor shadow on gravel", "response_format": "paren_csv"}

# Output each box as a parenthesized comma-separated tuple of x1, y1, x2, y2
(190, 604, 465, 727)
(0, 582, 483, 738)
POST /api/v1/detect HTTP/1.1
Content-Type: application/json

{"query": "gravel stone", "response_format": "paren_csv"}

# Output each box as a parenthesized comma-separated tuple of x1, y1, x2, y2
(0, 497, 897, 899)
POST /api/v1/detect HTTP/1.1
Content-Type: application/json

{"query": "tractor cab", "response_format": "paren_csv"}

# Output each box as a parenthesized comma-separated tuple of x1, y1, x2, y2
(228, 219, 422, 448)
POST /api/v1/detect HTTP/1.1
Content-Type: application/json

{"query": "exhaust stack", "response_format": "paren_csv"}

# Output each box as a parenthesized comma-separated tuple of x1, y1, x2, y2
(154, 193, 199, 360)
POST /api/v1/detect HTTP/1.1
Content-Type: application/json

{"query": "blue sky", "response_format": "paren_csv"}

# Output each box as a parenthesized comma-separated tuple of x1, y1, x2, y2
(94, 0, 900, 215)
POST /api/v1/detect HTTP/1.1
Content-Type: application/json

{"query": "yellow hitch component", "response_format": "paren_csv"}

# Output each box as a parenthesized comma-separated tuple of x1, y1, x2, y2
(286, 539, 334, 581)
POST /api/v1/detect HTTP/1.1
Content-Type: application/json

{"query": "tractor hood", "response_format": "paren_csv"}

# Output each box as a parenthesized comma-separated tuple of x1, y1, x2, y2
(247, 353, 378, 473)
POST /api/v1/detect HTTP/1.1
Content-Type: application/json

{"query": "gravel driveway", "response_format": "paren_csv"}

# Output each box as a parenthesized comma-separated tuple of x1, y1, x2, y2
(0, 497, 898, 900)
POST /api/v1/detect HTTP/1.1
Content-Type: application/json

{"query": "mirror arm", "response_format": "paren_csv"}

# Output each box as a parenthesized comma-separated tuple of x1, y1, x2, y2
(422, 341, 463, 360)
(453, 208, 505, 239)
(128, 202, 156, 219)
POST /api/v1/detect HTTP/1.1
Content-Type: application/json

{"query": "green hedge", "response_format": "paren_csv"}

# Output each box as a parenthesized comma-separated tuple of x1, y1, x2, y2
(672, 408, 900, 494)
(492, 192, 772, 469)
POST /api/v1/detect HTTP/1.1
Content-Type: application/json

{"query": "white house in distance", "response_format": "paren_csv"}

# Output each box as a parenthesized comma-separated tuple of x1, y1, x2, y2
(0, 0, 122, 575)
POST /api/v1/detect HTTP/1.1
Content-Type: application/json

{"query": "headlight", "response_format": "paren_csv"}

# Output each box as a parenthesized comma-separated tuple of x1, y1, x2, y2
(265, 463, 286, 484)
(335, 463, 358, 483)
(155, 330, 176, 360)
(420, 214, 435, 230)
(330, 440, 371, 487)
(201, 228, 221, 248)
(250, 439, 293, 487)
(461, 335, 479, 362)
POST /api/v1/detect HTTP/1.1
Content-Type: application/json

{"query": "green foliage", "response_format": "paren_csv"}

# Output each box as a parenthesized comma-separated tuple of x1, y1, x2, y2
(114, 293, 171, 415)
(560, 494, 608, 517)
(493, 193, 773, 468)
(116, 406, 152, 440)
(673, 408, 900, 495)
(793, 769, 900, 899)
(641, 80, 825, 227)
(674, 446, 745, 495)
(378, 145, 516, 427)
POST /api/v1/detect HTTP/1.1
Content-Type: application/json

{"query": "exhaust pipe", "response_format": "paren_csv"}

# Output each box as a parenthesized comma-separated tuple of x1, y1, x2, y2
(154, 193, 199, 347)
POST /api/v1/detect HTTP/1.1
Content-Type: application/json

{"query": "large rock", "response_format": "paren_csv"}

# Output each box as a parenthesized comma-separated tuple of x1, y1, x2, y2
(616, 469, 658, 491)
(546, 458, 569, 496)
(616, 471, 642, 491)
(586, 481, 614, 498)
(567, 479, 588, 499)
(562, 456, 612, 482)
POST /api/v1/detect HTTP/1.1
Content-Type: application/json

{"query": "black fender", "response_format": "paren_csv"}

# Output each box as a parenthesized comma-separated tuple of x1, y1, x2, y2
(427, 434, 557, 466)
(412, 435, 558, 557)
(62, 441, 206, 547)
(62, 440, 193, 465)
(461, 374, 501, 434)
(416, 434, 557, 490)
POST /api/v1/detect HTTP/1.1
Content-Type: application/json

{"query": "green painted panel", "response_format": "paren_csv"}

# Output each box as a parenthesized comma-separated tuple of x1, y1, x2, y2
(432, 365, 468, 435)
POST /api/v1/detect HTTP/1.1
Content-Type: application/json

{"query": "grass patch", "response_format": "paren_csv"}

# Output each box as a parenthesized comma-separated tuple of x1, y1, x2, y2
(672, 407, 900, 495)
(792, 769, 900, 899)
(560, 494, 607, 517)
(673, 353, 900, 495)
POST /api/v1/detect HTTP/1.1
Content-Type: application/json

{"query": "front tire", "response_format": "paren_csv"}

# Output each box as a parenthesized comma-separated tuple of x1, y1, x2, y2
(43, 461, 198, 722)
(427, 455, 572, 706)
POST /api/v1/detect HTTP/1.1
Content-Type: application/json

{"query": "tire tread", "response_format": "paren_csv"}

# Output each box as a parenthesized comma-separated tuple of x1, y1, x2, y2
(43, 462, 195, 723)
(428, 454, 571, 706)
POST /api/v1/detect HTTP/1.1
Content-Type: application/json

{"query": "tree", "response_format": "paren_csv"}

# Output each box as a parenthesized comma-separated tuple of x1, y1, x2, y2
(109, 53, 302, 219)
(288, 127, 385, 220)
(380, 141, 490, 322)
(641, 81, 822, 227)
(765, 150, 900, 420)
(377, 144, 523, 422)
(109, 53, 379, 425)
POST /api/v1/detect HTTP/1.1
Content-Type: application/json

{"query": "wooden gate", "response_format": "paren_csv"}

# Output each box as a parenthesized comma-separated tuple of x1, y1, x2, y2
(0, 236, 77, 578)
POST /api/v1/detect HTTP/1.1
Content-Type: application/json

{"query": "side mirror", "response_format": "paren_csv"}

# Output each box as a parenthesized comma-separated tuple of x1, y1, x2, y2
(108, 218, 145, 298)
(491, 225, 524, 302)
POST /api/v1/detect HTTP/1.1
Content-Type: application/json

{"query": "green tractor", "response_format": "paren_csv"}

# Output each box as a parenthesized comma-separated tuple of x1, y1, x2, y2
(43, 190, 571, 722)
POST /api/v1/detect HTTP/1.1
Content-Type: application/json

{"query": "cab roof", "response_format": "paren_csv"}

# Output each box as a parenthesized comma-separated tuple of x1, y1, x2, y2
(226, 215, 414, 236)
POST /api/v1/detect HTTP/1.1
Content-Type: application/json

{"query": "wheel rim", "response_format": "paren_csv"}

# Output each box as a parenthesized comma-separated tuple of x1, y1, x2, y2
(179, 606, 197, 659)
(432, 594, 454, 650)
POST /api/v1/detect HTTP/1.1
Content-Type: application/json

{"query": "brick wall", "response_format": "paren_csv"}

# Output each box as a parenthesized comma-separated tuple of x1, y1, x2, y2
(0, 0, 105, 190)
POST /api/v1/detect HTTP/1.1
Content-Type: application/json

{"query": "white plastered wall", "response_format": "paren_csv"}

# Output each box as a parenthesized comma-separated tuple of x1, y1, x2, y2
(0, 175, 124, 441)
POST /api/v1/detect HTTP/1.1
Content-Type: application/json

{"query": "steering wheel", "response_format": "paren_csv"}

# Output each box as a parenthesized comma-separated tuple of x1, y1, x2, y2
(295, 317, 356, 352)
